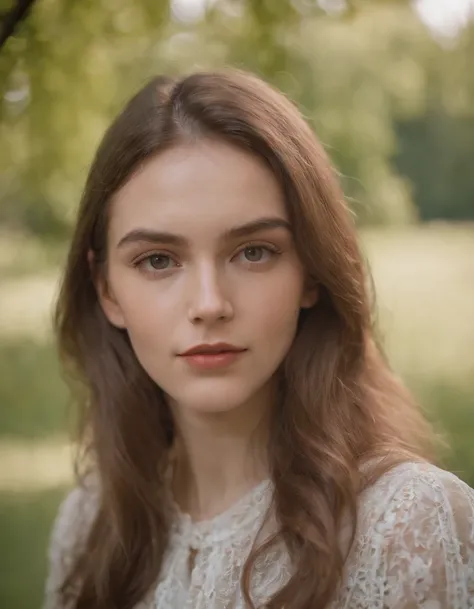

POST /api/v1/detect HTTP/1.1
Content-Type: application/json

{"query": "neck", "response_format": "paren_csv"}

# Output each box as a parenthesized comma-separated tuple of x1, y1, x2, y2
(169, 383, 275, 521)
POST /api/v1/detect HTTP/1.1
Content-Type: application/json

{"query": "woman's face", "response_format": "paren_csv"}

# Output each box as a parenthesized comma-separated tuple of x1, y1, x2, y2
(99, 139, 317, 418)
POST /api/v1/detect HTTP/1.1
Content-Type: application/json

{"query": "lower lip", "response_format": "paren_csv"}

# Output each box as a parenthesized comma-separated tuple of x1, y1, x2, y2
(180, 350, 246, 370)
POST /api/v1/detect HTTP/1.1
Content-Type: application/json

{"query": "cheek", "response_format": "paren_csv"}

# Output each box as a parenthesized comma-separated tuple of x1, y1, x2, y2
(113, 284, 170, 346)
(121, 302, 172, 382)
(247, 270, 304, 342)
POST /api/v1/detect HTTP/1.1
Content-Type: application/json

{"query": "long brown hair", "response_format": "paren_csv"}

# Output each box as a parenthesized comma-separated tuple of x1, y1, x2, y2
(55, 69, 439, 609)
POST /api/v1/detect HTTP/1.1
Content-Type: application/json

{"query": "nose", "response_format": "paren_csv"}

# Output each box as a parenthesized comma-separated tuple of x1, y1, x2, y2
(187, 263, 234, 324)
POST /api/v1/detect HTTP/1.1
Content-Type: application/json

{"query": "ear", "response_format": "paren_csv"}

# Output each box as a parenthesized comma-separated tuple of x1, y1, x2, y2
(88, 249, 126, 329)
(300, 276, 319, 309)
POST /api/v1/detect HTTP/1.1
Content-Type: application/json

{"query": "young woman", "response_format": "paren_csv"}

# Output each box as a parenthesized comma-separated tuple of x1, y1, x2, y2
(44, 70, 474, 609)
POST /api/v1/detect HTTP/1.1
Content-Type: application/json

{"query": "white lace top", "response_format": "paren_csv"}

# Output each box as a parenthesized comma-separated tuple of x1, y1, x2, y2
(44, 461, 474, 608)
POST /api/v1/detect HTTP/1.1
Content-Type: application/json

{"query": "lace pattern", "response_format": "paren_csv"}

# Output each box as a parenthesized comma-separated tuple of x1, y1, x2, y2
(43, 462, 474, 609)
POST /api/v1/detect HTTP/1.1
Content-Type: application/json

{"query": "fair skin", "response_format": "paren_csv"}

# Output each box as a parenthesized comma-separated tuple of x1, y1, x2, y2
(98, 139, 318, 520)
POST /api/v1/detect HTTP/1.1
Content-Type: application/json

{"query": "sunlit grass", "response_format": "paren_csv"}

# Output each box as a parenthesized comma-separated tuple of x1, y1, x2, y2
(0, 439, 73, 491)
(361, 223, 474, 382)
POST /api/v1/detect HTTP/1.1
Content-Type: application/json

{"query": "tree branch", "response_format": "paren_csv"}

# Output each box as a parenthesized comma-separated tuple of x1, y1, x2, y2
(0, 0, 37, 51)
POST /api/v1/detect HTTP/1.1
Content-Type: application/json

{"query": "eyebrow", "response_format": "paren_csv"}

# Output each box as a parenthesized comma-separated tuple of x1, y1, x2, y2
(116, 217, 292, 249)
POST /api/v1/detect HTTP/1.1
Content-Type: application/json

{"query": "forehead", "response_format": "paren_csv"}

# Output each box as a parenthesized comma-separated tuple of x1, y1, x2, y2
(108, 140, 287, 241)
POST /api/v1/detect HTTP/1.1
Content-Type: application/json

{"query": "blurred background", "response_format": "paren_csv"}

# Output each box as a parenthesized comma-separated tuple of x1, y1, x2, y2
(0, 0, 473, 607)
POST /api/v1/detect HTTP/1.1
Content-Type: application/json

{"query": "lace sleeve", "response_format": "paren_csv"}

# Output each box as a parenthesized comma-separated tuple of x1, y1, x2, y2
(358, 463, 474, 609)
(43, 483, 99, 609)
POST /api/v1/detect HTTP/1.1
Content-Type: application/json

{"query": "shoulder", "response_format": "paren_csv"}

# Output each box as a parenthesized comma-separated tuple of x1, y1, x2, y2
(49, 476, 100, 558)
(359, 460, 474, 530)
(43, 477, 100, 609)
(342, 461, 474, 608)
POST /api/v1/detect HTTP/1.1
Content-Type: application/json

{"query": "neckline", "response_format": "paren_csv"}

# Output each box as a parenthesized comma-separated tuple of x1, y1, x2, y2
(170, 478, 273, 547)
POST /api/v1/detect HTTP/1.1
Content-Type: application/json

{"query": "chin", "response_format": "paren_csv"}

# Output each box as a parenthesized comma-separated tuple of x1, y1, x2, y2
(166, 377, 266, 417)
(183, 400, 244, 415)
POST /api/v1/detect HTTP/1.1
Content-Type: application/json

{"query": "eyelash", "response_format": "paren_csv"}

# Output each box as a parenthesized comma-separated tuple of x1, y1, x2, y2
(132, 243, 282, 275)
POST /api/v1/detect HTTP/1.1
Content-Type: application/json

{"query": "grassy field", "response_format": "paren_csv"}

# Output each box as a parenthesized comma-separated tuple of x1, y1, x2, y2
(362, 224, 474, 383)
(0, 224, 473, 608)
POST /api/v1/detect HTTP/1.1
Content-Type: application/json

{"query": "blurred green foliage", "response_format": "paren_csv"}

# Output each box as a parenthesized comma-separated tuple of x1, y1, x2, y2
(1, 0, 474, 237)
(0, 339, 70, 439)
(0, 2, 473, 608)
(0, 487, 68, 609)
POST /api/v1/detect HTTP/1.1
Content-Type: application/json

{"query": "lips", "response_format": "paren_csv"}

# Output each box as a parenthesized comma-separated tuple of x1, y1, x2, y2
(179, 343, 246, 356)
(178, 343, 247, 370)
